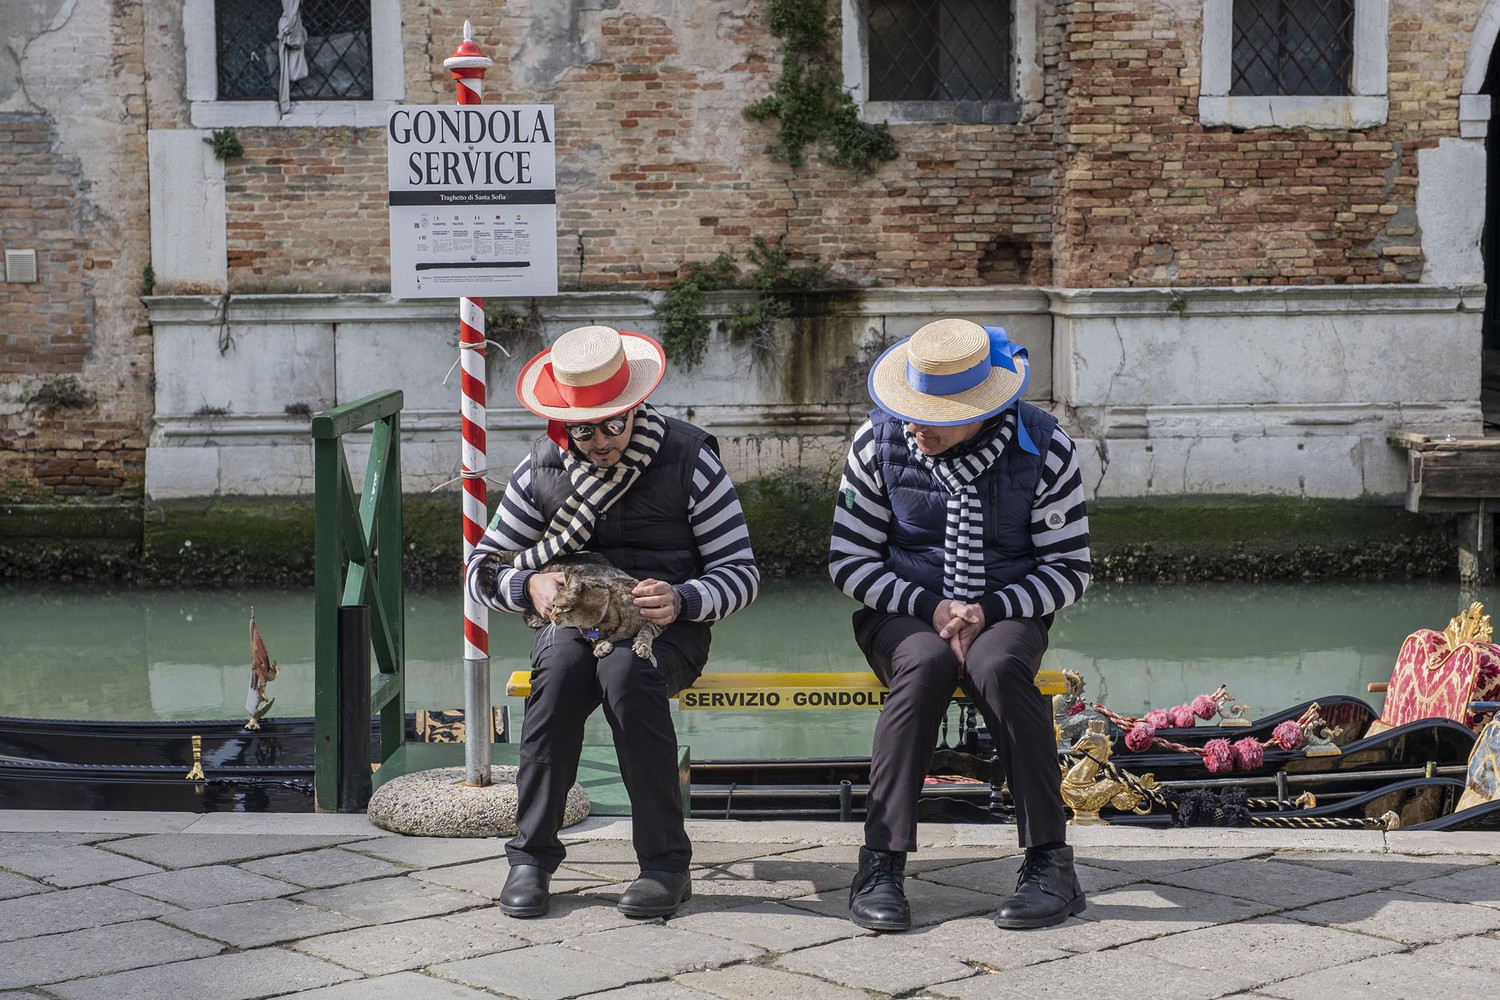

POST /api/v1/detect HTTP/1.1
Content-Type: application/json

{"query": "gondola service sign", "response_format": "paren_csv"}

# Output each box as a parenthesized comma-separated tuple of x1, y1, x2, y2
(386, 103, 558, 299)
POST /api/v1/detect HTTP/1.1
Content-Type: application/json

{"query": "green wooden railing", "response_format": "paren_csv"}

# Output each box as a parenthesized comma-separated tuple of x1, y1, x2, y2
(312, 390, 405, 811)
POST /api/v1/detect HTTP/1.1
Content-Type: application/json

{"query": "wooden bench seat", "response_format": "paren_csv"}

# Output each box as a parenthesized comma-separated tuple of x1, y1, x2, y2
(505, 669, 1067, 710)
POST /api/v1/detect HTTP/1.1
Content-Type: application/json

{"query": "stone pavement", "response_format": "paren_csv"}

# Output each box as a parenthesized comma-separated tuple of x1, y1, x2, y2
(0, 810, 1498, 1000)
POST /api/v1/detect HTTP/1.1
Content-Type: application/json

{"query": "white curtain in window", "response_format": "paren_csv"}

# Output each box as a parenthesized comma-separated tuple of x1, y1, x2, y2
(277, 0, 311, 114)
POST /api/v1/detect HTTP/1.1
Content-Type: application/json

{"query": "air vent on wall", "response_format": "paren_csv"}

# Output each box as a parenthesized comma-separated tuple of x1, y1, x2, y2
(4, 249, 37, 283)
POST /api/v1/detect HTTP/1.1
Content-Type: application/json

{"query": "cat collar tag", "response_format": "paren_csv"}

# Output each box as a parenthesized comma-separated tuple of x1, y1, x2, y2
(584, 628, 600, 640)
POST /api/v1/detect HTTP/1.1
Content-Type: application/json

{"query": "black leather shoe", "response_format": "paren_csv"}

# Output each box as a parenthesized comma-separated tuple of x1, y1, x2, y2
(994, 845, 1086, 929)
(849, 847, 910, 932)
(499, 864, 551, 918)
(617, 869, 692, 918)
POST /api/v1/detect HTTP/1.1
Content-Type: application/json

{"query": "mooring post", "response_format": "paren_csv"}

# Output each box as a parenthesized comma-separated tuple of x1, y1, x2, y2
(1458, 501, 1495, 588)
(445, 20, 495, 787)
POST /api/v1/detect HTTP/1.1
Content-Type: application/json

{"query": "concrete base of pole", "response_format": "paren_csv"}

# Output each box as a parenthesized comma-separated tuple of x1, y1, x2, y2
(366, 766, 590, 838)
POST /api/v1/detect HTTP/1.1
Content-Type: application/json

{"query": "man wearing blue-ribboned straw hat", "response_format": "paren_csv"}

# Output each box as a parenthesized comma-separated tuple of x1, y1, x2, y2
(829, 318, 1092, 932)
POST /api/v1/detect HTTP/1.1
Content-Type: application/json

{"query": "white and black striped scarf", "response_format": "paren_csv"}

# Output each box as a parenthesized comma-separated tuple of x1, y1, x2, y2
(905, 417, 1011, 601)
(513, 402, 666, 570)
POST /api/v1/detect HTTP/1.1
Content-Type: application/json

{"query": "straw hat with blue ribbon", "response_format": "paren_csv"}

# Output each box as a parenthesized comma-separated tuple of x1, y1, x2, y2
(867, 319, 1030, 427)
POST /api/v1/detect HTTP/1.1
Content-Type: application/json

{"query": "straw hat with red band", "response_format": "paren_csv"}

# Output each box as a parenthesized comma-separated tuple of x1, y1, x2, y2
(867, 318, 1030, 427)
(516, 325, 666, 422)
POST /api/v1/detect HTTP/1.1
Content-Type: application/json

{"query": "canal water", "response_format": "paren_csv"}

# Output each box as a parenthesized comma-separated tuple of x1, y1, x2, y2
(1, 580, 1494, 760)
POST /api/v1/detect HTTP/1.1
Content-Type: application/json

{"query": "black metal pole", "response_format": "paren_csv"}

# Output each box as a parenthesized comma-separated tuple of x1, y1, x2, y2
(337, 604, 373, 812)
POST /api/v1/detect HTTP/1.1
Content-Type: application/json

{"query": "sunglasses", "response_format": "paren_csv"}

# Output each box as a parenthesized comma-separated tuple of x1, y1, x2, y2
(564, 416, 629, 441)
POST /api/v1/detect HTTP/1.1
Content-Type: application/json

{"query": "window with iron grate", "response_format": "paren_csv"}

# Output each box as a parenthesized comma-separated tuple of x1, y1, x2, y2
(1230, 0, 1353, 97)
(215, 0, 372, 101)
(866, 0, 1012, 103)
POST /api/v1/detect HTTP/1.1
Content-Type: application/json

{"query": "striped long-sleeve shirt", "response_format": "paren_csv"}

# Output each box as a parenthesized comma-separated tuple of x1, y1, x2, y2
(829, 411, 1091, 627)
(466, 443, 760, 623)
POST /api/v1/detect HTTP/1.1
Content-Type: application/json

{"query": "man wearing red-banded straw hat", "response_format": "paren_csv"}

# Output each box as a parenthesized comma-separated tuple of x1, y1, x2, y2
(466, 325, 760, 919)
(829, 318, 1092, 932)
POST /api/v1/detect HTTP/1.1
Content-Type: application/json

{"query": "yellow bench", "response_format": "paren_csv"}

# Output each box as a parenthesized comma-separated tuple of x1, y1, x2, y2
(505, 669, 1066, 710)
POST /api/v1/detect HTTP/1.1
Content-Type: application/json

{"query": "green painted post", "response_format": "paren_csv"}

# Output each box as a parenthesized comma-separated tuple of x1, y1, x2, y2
(311, 390, 405, 812)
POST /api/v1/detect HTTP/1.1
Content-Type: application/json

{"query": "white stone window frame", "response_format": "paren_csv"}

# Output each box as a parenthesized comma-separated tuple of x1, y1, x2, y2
(1199, 0, 1388, 130)
(841, 0, 1042, 125)
(183, 0, 404, 128)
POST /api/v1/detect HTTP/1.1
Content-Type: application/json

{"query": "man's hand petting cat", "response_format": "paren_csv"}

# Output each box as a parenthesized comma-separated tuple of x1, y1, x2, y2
(526, 571, 568, 619)
(633, 579, 681, 625)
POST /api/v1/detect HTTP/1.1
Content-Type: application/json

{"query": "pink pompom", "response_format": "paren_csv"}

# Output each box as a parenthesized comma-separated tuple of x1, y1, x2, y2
(1203, 738, 1234, 773)
(1144, 709, 1171, 729)
(1169, 705, 1197, 728)
(1125, 723, 1157, 752)
(1192, 694, 1218, 720)
(1232, 737, 1264, 770)
(1272, 720, 1304, 751)
(1066, 702, 1085, 716)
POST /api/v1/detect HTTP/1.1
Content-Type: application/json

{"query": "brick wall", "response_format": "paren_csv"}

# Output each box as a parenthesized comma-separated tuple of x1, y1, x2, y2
(0, 0, 151, 502)
(1051, 0, 1455, 287)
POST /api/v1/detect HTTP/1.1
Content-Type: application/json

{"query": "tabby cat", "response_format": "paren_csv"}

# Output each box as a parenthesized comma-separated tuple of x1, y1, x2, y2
(512, 551, 661, 660)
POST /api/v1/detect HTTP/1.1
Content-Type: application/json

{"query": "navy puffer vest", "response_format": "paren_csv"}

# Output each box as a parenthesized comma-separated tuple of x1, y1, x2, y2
(870, 403, 1057, 595)
(529, 415, 712, 584)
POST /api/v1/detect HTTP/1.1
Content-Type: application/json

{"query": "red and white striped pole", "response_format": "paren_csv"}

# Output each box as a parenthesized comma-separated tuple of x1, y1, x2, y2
(445, 20, 493, 787)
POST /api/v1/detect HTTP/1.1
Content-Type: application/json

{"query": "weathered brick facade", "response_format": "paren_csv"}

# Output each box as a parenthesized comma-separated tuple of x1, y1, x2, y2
(0, 1, 1494, 504)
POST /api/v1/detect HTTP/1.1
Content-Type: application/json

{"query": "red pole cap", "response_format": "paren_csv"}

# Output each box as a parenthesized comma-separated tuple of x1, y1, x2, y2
(444, 19, 493, 78)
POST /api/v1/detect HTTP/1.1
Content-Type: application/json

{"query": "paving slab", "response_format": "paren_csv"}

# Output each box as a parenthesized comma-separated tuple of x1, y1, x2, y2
(273, 970, 498, 998)
(433, 942, 661, 1000)
(898, 914, 1072, 969)
(1036, 882, 1278, 952)
(671, 899, 869, 952)
(0, 831, 123, 855)
(45, 949, 359, 1000)
(101, 832, 356, 868)
(1144, 856, 1398, 909)
(343, 835, 509, 869)
(410, 856, 609, 898)
(706, 856, 856, 895)
(1258, 951, 1500, 1000)
(1284, 889, 1500, 944)
(1275, 850, 1485, 885)
(0, 843, 164, 887)
(580, 981, 717, 1000)
(676, 964, 872, 1000)
(1124, 915, 1405, 984)
(1398, 863, 1500, 908)
(181, 812, 386, 838)
(774, 933, 978, 994)
(928, 947, 1260, 1000)
(0, 870, 46, 900)
(0, 918, 224, 989)
(112, 863, 300, 908)
(0, 884, 176, 942)
(241, 846, 409, 888)
(1412, 934, 1500, 974)
(565, 922, 764, 973)
(0, 810, 197, 835)
(160, 896, 371, 947)
(443, 890, 637, 944)
(290, 913, 531, 975)
(294, 874, 490, 923)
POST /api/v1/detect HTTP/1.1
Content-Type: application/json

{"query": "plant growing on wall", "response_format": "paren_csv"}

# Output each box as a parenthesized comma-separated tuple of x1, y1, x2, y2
(205, 129, 244, 160)
(744, 0, 897, 175)
(31, 376, 95, 410)
(654, 237, 828, 369)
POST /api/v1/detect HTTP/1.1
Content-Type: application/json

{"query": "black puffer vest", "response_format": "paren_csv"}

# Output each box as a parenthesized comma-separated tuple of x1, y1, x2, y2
(528, 416, 713, 584)
(869, 403, 1057, 595)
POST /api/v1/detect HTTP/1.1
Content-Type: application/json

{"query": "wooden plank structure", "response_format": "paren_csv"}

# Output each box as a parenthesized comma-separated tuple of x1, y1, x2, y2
(1388, 430, 1500, 586)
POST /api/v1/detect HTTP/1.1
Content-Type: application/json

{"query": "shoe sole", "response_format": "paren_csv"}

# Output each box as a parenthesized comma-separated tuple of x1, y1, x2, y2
(617, 885, 692, 918)
(993, 896, 1086, 930)
(850, 913, 911, 932)
(499, 901, 549, 919)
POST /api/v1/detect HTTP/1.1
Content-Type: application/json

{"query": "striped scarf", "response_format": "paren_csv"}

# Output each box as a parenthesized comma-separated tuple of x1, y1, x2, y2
(904, 416, 1012, 601)
(513, 402, 666, 570)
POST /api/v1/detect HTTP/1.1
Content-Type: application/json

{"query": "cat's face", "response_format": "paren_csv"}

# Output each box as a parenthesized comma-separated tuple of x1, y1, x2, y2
(550, 576, 609, 627)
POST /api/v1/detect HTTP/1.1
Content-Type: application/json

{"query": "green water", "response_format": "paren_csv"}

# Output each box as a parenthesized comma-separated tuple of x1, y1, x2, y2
(1, 580, 1493, 759)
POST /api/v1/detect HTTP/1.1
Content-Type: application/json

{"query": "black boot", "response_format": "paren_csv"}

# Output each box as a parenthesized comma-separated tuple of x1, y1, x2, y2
(994, 844, 1086, 929)
(499, 864, 551, 918)
(618, 870, 692, 918)
(849, 847, 910, 932)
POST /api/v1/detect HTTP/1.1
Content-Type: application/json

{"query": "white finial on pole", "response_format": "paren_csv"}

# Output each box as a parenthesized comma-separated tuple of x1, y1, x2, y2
(463, 19, 473, 43)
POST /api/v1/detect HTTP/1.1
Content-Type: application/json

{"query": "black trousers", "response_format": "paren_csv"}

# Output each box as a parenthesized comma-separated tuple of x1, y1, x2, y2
(506, 620, 710, 874)
(854, 609, 1065, 853)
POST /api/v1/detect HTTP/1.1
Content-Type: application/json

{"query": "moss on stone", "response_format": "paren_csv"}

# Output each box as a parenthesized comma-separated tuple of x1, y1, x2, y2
(0, 492, 1460, 587)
